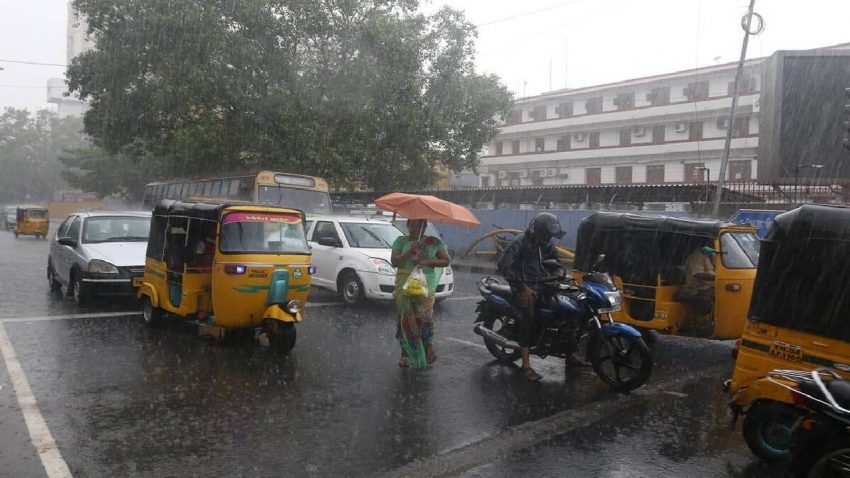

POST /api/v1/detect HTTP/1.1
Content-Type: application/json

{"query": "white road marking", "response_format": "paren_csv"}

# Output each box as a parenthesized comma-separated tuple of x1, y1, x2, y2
(662, 391, 689, 398)
(0, 311, 140, 324)
(441, 295, 480, 302)
(444, 337, 487, 350)
(0, 323, 73, 478)
(305, 302, 345, 308)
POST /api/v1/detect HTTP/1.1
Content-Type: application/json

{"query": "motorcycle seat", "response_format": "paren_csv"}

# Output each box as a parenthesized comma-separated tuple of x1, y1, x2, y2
(487, 283, 513, 296)
(827, 380, 850, 410)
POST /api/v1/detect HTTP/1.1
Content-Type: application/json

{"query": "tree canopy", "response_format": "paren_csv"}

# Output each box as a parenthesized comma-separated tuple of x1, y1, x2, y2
(67, 0, 512, 194)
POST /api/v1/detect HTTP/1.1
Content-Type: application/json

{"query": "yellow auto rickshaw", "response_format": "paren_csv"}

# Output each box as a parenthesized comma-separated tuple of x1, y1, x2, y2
(14, 205, 49, 239)
(728, 204, 850, 462)
(573, 212, 759, 339)
(138, 199, 313, 353)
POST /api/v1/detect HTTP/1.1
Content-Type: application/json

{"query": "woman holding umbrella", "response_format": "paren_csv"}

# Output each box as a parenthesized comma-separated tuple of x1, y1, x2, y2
(378, 193, 480, 368)
(391, 219, 450, 367)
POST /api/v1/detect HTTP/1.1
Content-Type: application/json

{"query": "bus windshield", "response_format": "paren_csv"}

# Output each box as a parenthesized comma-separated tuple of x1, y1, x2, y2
(258, 186, 331, 215)
(220, 212, 310, 254)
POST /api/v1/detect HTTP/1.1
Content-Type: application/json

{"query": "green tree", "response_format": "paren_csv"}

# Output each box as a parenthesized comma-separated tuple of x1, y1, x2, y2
(67, 0, 512, 194)
(0, 108, 88, 203)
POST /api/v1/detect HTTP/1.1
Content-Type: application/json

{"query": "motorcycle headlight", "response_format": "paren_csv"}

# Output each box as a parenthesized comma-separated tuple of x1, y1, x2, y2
(604, 291, 622, 307)
(286, 300, 301, 314)
(369, 258, 395, 275)
(89, 259, 119, 274)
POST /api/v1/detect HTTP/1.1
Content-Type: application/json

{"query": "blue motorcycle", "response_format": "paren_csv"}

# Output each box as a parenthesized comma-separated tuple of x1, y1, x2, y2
(473, 256, 653, 392)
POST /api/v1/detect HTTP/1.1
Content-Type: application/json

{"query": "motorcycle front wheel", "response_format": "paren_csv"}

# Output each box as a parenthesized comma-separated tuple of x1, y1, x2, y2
(479, 312, 522, 363)
(590, 333, 652, 393)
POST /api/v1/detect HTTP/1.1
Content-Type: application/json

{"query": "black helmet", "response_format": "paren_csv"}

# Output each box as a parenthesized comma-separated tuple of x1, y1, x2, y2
(528, 212, 565, 241)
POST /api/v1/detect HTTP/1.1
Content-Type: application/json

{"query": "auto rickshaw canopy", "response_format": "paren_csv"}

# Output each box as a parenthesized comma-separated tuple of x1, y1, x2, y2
(574, 212, 734, 286)
(748, 204, 850, 340)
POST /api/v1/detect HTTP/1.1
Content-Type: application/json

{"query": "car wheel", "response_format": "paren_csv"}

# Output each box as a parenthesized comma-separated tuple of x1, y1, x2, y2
(338, 272, 365, 305)
(47, 261, 62, 292)
(69, 272, 89, 305)
(142, 296, 162, 326)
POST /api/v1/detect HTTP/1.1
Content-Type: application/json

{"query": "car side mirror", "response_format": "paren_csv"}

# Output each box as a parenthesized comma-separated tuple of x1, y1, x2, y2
(58, 237, 77, 248)
(318, 236, 341, 248)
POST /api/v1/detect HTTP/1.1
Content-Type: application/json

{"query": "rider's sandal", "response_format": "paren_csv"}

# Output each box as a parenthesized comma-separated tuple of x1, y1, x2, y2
(520, 367, 542, 381)
(398, 355, 409, 368)
(426, 349, 437, 364)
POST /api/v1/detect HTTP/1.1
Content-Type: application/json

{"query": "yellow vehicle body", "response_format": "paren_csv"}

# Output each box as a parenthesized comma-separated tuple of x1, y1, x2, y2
(726, 204, 850, 461)
(14, 206, 49, 239)
(138, 200, 312, 352)
(573, 212, 759, 339)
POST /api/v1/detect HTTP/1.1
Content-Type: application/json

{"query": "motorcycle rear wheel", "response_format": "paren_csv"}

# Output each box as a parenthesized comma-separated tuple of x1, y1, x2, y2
(479, 312, 522, 363)
(590, 333, 652, 393)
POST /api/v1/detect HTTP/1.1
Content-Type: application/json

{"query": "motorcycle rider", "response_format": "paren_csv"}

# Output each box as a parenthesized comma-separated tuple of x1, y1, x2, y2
(497, 212, 565, 381)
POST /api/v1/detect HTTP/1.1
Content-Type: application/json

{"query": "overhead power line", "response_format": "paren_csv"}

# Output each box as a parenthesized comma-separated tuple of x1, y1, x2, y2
(476, 0, 583, 27)
(0, 59, 67, 67)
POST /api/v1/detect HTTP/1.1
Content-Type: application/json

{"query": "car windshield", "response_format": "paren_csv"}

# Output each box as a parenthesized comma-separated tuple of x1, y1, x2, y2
(82, 216, 151, 243)
(220, 212, 310, 254)
(341, 222, 403, 249)
(393, 219, 443, 239)
(720, 232, 760, 269)
(257, 186, 332, 215)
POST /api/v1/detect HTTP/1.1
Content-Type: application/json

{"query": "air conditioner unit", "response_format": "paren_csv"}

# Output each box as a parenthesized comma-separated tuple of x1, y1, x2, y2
(573, 132, 586, 142)
(519, 169, 528, 178)
(646, 92, 657, 102)
(632, 127, 646, 137)
(674, 122, 688, 133)
(497, 170, 507, 179)
(716, 117, 729, 129)
(547, 168, 557, 177)
(536, 169, 547, 178)
(559, 168, 570, 178)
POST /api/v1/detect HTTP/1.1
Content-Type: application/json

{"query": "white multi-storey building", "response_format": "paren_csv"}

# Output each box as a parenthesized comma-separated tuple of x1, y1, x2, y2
(46, 1, 93, 117)
(479, 46, 850, 189)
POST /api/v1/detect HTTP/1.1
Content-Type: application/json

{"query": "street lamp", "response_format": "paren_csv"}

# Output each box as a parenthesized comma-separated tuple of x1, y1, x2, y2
(696, 166, 710, 204)
(794, 164, 824, 204)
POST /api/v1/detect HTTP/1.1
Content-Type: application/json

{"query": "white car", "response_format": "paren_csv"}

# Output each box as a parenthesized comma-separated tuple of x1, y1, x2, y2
(306, 215, 454, 304)
(48, 211, 152, 304)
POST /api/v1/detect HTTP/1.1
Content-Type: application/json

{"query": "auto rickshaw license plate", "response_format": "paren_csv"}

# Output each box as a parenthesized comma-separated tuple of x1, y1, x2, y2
(769, 341, 803, 363)
(132, 277, 143, 288)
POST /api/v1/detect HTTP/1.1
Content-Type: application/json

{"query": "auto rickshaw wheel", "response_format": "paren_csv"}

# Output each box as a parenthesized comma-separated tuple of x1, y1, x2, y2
(742, 400, 803, 462)
(142, 297, 162, 326)
(265, 321, 296, 354)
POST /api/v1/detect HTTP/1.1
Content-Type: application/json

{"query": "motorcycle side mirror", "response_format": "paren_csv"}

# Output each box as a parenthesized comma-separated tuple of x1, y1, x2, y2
(592, 254, 606, 271)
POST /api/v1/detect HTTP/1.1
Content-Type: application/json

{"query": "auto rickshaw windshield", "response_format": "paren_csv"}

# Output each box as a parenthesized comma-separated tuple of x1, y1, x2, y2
(25, 209, 48, 219)
(220, 212, 310, 254)
(719, 232, 760, 268)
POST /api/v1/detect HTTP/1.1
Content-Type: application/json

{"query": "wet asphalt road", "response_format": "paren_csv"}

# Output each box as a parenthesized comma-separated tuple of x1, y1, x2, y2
(0, 227, 782, 477)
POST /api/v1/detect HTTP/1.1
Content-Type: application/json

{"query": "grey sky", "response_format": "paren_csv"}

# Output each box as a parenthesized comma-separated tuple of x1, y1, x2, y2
(3, 0, 850, 112)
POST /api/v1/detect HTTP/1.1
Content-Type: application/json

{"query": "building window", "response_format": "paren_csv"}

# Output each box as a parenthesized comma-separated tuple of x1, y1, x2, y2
(529, 105, 547, 121)
(557, 135, 571, 151)
(619, 129, 631, 147)
(732, 116, 750, 137)
(688, 121, 704, 141)
(685, 163, 707, 183)
(534, 137, 545, 152)
(495, 141, 503, 156)
(586, 167, 602, 185)
(613, 93, 635, 110)
(648, 87, 670, 106)
(481, 176, 491, 187)
(728, 160, 751, 181)
(585, 97, 603, 114)
(511, 140, 521, 155)
(615, 166, 633, 184)
(685, 81, 710, 101)
(589, 132, 600, 149)
(557, 102, 574, 118)
(505, 110, 522, 125)
(646, 165, 665, 183)
(728, 76, 756, 95)
(652, 125, 665, 144)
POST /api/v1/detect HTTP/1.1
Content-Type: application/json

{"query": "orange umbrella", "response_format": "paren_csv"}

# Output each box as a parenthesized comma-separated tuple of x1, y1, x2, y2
(375, 193, 480, 228)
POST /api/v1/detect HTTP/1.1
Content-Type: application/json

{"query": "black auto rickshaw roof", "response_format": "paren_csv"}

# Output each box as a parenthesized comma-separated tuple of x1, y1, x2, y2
(749, 204, 850, 340)
(574, 212, 732, 276)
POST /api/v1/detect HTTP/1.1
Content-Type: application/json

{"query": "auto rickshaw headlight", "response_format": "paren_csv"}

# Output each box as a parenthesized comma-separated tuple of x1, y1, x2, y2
(286, 300, 301, 314)
(88, 259, 119, 274)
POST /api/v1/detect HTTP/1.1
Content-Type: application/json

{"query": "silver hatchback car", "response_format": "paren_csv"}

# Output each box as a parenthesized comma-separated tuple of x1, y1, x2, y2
(48, 211, 152, 304)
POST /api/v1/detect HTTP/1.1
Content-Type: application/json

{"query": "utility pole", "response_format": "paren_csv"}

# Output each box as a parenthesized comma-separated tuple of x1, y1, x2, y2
(712, 0, 762, 217)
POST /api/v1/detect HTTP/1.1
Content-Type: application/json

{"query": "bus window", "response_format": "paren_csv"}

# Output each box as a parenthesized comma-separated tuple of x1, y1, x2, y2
(237, 178, 253, 200)
(220, 180, 232, 197)
(203, 181, 213, 196)
(228, 180, 240, 197)
(156, 185, 164, 200)
(179, 183, 189, 197)
(211, 181, 222, 196)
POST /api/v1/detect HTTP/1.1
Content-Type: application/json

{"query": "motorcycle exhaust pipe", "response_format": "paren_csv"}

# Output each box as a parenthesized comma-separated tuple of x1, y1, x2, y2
(473, 324, 521, 351)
